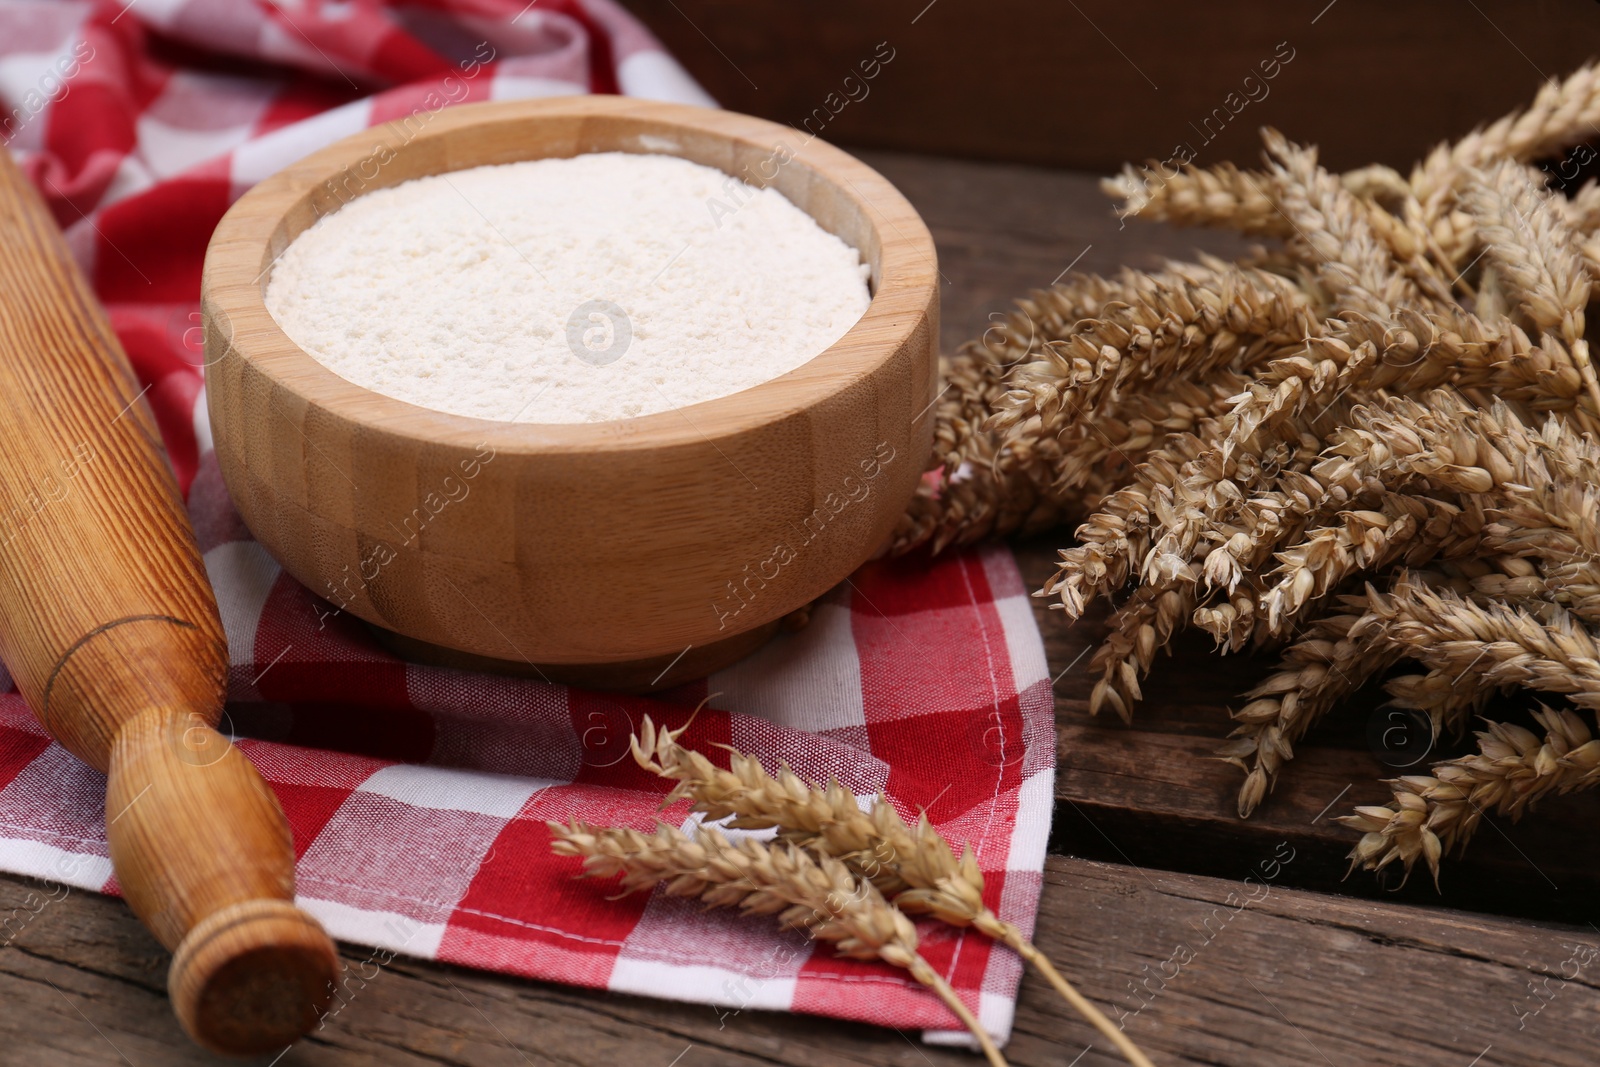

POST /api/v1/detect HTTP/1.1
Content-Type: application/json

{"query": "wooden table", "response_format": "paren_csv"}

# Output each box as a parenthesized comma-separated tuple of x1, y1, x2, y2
(4, 151, 1596, 1066)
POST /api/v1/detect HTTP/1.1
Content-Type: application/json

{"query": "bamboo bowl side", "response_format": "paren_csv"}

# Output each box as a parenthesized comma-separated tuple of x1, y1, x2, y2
(202, 97, 938, 686)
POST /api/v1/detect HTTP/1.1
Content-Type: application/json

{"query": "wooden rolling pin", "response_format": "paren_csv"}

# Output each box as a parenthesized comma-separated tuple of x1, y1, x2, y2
(0, 151, 336, 1051)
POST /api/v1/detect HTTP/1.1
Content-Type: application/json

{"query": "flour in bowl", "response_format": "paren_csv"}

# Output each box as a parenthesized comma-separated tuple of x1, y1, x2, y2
(263, 152, 872, 423)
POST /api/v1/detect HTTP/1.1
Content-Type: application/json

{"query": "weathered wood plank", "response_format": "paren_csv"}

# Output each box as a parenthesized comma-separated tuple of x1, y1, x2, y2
(1024, 858, 1600, 1067)
(621, 0, 1600, 174)
(0, 856, 1593, 1066)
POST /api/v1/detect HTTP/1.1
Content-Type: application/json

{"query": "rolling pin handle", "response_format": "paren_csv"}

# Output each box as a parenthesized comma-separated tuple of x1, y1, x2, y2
(42, 613, 339, 1051)
(106, 707, 339, 1053)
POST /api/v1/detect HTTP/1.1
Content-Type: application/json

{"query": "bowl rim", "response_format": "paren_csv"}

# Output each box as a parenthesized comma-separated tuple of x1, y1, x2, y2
(201, 95, 939, 456)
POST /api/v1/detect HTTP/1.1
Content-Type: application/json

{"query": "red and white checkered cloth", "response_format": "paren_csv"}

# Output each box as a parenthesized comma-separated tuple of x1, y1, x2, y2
(0, 0, 1055, 1048)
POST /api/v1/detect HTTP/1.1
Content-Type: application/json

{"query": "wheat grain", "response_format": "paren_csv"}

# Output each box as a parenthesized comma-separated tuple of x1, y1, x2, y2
(1334, 577, 1600, 882)
(1461, 162, 1600, 427)
(631, 714, 994, 918)
(1406, 65, 1600, 271)
(1103, 160, 1286, 235)
(1378, 579, 1600, 710)
(549, 818, 1011, 1066)
(892, 64, 1600, 876)
(1221, 589, 1404, 816)
(1340, 705, 1600, 884)
(1054, 373, 1248, 500)
(628, 718, 1158, 1067)
(1226, 551, 1567, 808)
(1259, 493, 1486, 636)
(994, 264, 1315, 433)
(1412, 65, 1600, 206)
(1104, 159, 1451, 301)
(896, 462, 1076, 557)
(1263, 129, 1413, 316)
(891, 268, 1242, 556)
(1382, 670, 1510, 739)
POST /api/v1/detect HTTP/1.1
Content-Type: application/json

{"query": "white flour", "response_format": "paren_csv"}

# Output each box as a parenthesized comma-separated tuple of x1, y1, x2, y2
(264, 152, 872, 423)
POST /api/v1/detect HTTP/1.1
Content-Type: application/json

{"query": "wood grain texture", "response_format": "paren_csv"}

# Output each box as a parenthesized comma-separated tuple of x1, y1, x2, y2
(0, 149, 337, 1053)
(0, 856, 1591, 1066)
(203, 96, 938, 680)
(620, 0, 1600, 173)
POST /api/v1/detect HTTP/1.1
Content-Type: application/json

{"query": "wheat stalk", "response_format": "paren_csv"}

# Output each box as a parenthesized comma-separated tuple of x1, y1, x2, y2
(629, 716, 1158, 1067)
(892, 62, 1600, 880)
(1103, 159, 1287, 235)
(1224, 553, 1565, 815)
(893, 271, 1134, 554)
(994, 264, 1316, 436)
(1377, 579, 1600, 711)
(1462, 161, 1600, 429)
(549, 818, 1010, 1067)
(1085, 584, 1189, 722)
(1104, 155, 1447, 290)
(1339, 705, 1600, 885)
(1325, 574, 1600, 881)
(1259, 494, 1486, 635)
(1411, 65, 1600, 206)
(1220, 590, 1404, 816)
(1263, 130, 1412, 316)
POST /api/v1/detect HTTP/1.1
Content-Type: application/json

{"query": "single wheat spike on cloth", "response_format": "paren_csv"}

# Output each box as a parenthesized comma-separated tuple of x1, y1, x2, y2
(548, 819, 1010, 1067)
(630, 715, 1157, 1067)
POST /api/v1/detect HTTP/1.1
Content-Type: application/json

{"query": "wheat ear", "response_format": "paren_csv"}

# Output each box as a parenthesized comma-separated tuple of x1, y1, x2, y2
(1372, 579, 1600, 711)
(1462, 161, 1600, 429)
(549, 819, 1008, 1067)
(630, 718, 1158, 1067)
(1339, 706, 1600, 885)
(1103, 159, 1286, 235)
(1411, 64, 1600, 206)
(892, 270, 1135, 555)
(1220, 591, 1405, 817)
(1263, 129, 1410, 316)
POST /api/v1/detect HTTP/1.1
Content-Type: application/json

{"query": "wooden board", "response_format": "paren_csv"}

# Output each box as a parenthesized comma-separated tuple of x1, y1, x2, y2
(0, 856, 1591, 1066)
(620, 0, 1600, 173)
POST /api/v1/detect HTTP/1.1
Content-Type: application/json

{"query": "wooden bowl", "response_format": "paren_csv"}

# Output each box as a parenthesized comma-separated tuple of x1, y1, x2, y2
(202, 97, 937, 690)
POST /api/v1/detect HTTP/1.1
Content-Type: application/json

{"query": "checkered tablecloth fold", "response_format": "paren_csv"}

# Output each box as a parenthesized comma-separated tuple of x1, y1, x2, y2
(0, 0, 1055, 1046)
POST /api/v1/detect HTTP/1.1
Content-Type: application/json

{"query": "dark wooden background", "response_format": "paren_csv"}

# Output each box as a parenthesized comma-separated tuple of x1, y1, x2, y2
(620, 0, 1600, 173)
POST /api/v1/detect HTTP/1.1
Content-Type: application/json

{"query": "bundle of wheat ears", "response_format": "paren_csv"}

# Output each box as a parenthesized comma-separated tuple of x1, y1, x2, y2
(551, 715, 1157, 1067)
(892, 63, 1600, 885)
